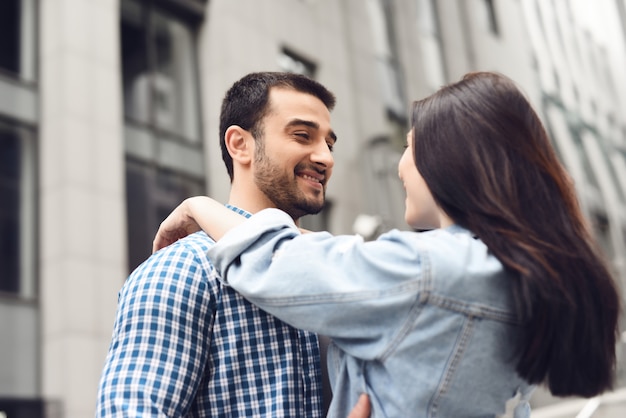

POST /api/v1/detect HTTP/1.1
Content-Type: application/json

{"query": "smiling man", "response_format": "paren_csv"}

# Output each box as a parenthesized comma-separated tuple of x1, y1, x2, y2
(96, 72, 352, 417)
(234, 87, 336, 220)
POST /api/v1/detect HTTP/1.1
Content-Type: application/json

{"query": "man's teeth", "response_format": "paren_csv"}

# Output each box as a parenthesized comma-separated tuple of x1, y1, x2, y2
(301, 174, 321, 183)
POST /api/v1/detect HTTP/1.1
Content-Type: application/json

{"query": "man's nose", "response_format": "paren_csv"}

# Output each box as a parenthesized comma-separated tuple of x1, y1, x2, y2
(311, 140, 334, 168)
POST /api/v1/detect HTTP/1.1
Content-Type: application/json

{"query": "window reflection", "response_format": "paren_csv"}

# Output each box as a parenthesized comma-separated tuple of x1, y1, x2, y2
(121, 0, 204, 273)
(0, 122, 35, 297)
(121, 0, 199, 142)
(483, 0, 500, 36)
(0, 0, 36, 82)
(366, 0, 407, 121)
(121, 0, 150, 125)
(278, 47, 316, 78)
(126, 160, 205, 271)
(152, 11, 199, 141)
(416, 0, 446, 92)
(0, 127, 20, 293)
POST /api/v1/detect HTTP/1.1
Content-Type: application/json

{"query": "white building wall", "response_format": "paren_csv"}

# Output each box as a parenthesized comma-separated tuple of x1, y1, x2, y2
(39, 0, 127, 417)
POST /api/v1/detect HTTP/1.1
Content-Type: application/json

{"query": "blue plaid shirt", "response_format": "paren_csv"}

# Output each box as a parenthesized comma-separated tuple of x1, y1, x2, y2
(96, 206, 323, 417)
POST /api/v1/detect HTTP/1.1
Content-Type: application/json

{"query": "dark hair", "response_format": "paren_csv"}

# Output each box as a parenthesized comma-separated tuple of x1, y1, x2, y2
(411, 71, 620, 397)
(219, 72, 336, 181)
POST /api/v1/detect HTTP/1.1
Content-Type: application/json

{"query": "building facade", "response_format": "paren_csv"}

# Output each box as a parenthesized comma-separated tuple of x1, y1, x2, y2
(0, 0, 625, 416)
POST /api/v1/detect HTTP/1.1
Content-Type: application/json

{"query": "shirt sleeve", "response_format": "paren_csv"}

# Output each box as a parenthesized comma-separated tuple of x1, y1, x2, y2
(96, 240, 216, 417)
(208, 208, 426, 360)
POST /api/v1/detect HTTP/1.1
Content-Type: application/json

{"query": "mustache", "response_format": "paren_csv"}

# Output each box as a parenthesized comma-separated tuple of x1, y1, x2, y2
(294, 163, 327, 184)
(294, 163, 326, 175)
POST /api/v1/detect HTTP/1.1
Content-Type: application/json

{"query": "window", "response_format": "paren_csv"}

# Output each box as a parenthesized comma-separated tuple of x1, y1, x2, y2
(125, 159, 204, 270)
(590, 211, 612, 258)
(122, 0, 201, 141)
(0, 0, 37, 298)
(0, 120, 36, 298)
(483, 0, 499, 36)
(0, 398, 58, 418)
(0, 0, 36, 82)
(366, 0, 408, 123)
(416, 0, 446, 92)
(278, 47, 316, 78)
(0, 123, 25, 294)
(121, 0, 205, 271)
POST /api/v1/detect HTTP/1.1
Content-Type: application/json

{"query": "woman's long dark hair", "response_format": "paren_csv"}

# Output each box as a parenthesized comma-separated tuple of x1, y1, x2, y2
(411, 71, 620, 397)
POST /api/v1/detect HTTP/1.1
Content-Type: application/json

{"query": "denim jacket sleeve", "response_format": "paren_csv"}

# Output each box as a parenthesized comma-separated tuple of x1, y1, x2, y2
(208, 208, 428, 360)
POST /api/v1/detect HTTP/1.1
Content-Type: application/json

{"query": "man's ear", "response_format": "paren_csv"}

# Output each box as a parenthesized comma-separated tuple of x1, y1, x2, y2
(224, 125, 254, 166)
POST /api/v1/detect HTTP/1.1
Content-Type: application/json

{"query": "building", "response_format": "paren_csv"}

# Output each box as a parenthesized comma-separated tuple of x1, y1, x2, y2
(0, 0, 624, 416)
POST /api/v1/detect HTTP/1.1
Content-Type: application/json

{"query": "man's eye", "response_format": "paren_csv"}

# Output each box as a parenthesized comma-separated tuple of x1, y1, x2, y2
(327, 142, 335, 152)
(295, 132, 310, 140)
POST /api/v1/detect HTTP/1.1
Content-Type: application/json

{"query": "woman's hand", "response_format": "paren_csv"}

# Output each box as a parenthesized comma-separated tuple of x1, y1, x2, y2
(152, 196, 247, 253)
(152, 198, 202, 253)
(347, 394, 370, 418)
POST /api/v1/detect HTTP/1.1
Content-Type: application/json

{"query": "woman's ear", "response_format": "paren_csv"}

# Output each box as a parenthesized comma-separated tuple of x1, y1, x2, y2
(224, 125, 253, 167)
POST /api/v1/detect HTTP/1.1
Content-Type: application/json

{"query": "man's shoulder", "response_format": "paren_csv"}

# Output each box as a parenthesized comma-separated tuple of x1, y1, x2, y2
(150, 231, 215, 263)
(122, 231, 219, 293)
(169, 230, 216, 253)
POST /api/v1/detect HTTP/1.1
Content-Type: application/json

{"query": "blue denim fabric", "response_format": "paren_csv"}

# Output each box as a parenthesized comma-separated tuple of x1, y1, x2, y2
(208, 208, 535, 417)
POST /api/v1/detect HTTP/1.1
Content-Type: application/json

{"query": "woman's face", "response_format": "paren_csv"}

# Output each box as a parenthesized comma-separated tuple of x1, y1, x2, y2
(398, 131, 442, 230)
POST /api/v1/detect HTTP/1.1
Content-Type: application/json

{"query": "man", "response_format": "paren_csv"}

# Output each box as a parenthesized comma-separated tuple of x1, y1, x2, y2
(97, 72, 366, 417)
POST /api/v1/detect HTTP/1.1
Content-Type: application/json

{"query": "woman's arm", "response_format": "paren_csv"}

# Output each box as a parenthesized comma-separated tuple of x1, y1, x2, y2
(208, 208, 425, 359)
(153, 199, 425, 358)
(152, 196, 245, 252)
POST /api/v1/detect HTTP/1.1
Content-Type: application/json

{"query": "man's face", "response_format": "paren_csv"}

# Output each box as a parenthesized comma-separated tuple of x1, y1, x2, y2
(252, 88, 336, 220)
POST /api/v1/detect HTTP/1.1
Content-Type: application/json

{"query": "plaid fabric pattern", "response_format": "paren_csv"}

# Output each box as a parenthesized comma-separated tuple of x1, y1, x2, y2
(96, 206, 323, 417)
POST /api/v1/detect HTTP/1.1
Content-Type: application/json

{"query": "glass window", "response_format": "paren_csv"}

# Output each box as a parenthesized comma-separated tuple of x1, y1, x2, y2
(590, 211, 613, 259)
(0, 0, 36, 82)
(121, 0, 205, 272)
(366, 0, 408, 122)
(121, 0, 150, 126)
(0, 399, 43, 418)
(278, 47, 316, 78)
(0, 128, 20, 294)
(151, 11, 199, 140)
(0, 121, 36, 297)
(121, 0, 200, 142)
(416, 0, 446, 92)
(126, 159, 204, 270)
(609, 152, 626, 200)
(482, 0, 500, 36)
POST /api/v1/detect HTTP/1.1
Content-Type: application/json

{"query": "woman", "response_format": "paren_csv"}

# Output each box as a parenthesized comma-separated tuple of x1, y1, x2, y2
(153, 72, 620, 417)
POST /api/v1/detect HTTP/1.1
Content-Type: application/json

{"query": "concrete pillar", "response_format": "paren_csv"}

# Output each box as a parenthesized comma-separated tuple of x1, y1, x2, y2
(39, 0, 127, 416)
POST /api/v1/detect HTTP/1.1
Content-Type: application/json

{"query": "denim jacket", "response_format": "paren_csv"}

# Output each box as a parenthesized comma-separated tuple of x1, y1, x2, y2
(208, 209, 534, 417)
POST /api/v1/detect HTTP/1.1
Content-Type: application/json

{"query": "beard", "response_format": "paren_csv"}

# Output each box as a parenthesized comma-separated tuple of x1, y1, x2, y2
(253, 143, 326, 220)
